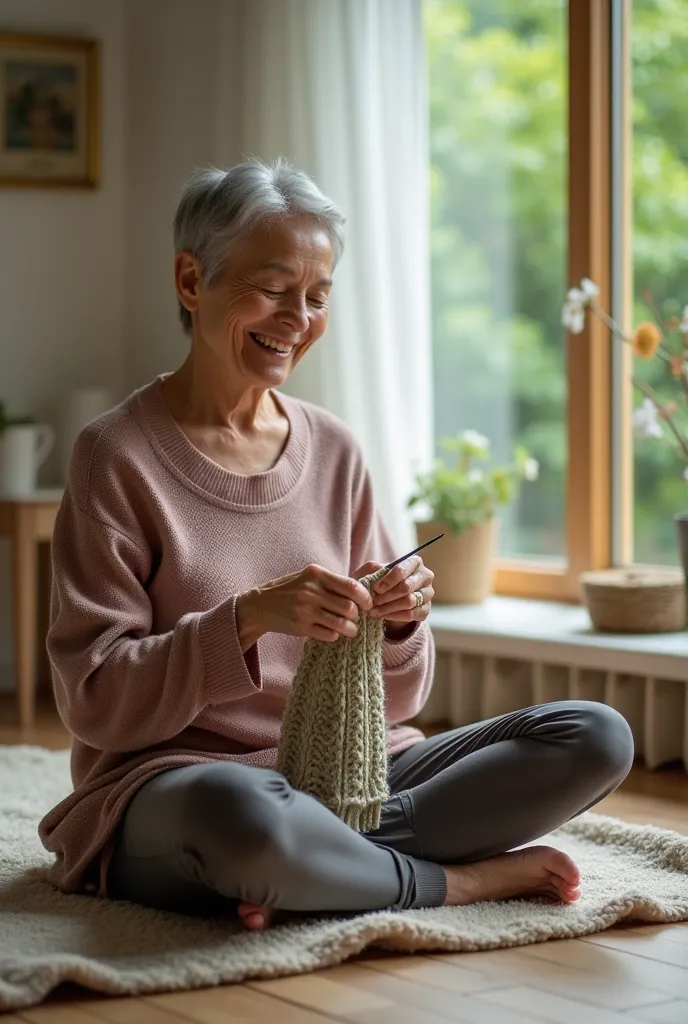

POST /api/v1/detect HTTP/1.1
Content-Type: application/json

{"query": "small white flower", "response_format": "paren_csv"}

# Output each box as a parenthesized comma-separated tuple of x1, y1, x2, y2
(462, 429, 489, 451)
(680, 305, 688, 333)
(524, 457, 539, 482)
(632, 398, 663, 440)
(468, 468, 484, 483)
(562, 302, 585, 334)
(562, 282, 598, 334)
(561, 286, 587, 334)
(570, 309, 585, 334)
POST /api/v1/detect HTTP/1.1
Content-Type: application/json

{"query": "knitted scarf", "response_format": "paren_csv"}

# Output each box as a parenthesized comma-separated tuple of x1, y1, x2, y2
(276, 567, 390, 832)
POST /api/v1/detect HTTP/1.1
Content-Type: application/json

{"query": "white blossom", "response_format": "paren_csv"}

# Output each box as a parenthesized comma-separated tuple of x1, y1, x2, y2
(562, 302, 585, 334)
(632, 398, 663, 440)
(524, 457, 539, 482)
(462, 429, 489, 451)
(562, 281, 599, 334)
(561, 286, 587, 333)
(680, 305, 688, 333)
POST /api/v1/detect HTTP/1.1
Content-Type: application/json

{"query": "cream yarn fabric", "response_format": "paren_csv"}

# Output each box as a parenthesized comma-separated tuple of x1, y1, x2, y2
(277, 568, 390, 831)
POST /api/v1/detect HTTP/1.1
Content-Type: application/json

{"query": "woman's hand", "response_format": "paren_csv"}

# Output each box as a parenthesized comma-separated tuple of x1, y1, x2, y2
(353, 556, 434, 630)
(236, 564, 373, 648)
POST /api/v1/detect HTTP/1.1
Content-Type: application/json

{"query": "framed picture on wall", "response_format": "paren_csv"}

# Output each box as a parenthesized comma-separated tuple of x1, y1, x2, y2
(0, 33, 98, 188)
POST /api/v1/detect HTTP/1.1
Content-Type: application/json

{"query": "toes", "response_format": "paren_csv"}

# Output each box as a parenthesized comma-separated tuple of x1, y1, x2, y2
(540, 882, 581, 904)
(533, 883, 580, 904)
(562, 885, 581, 903)
(238, 901, 274, 931)
(243, 911, 267, 930)
(544, 848, 581, 888)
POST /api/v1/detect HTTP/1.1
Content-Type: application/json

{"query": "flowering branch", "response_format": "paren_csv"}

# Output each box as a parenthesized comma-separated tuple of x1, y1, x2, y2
(632, 376, 688, 462)
(562, 280, 688, 475)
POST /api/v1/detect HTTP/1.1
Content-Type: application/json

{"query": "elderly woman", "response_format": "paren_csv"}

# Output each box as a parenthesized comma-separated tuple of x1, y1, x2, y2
(40, 158, 633, 931)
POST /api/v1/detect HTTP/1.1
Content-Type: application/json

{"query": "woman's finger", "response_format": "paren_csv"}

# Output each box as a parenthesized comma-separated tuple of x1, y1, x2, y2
(313, 609, 359, 639)
(382, 603, 431, 623)
(295, 583, 362, 637)
(316, 590, 361, 623)
(369, 586, 433, 618)
(373, 569, 430, 609)
(373, 555, 422, 595)
(351, 561, 384, 580)
(309, 621, 352, 642)
(312, 564, 373, 611)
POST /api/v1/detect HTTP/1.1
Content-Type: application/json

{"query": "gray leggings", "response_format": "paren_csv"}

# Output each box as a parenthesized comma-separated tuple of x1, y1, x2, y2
(108, 701, 633, 915)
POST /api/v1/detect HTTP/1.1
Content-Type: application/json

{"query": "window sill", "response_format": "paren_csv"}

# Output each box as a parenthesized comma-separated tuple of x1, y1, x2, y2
(428, 596, 688, 680)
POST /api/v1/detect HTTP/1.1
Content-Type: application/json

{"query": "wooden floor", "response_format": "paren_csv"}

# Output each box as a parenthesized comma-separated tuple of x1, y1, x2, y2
(2, 694, 688, 1024)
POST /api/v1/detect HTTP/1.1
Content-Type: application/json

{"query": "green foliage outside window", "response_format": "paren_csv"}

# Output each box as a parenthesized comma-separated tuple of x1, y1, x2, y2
(425, 0, 688, 563)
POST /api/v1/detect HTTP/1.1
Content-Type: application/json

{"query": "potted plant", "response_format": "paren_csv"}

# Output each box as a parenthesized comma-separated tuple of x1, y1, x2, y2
(562, 280, 688, 576)
(407, 430, 539, 604)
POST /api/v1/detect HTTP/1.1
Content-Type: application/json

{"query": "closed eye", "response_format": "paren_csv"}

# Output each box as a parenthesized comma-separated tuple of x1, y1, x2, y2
(262, 288, 328, 308)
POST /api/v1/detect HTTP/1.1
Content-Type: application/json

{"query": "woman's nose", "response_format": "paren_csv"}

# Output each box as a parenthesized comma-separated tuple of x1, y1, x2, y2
(279, 295, 309, 332)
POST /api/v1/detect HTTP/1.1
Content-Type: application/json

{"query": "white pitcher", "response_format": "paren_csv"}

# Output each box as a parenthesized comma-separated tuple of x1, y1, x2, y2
(0, 423, 55, 495)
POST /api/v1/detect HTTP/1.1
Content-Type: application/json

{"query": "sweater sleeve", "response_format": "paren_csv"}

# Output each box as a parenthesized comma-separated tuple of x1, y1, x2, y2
(348, 454, 435, 723)
(47, 492, 261, 753)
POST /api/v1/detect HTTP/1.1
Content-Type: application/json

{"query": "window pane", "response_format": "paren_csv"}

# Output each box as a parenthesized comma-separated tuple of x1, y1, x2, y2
(632, 0, 688, 565)
(425, 0, 568, 559)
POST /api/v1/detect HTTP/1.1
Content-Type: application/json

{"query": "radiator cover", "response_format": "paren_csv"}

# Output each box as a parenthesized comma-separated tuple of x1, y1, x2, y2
(421, 598, 688, 774)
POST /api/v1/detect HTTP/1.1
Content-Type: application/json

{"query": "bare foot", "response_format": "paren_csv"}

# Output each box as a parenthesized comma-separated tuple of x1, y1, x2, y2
(442, 845, 581, 906)
(237, 846, 579, 926)
(237, 901, 275, 931)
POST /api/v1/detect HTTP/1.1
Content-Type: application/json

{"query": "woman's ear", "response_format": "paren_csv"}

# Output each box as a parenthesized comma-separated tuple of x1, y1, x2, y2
(175, 252, 202, 317)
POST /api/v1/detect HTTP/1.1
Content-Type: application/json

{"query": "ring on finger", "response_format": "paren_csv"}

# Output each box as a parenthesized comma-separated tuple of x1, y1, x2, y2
(414, 590, 425, 609)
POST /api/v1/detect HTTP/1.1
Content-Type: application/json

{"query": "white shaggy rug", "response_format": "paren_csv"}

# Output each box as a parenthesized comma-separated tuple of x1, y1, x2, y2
(2, 746, 688, 1011)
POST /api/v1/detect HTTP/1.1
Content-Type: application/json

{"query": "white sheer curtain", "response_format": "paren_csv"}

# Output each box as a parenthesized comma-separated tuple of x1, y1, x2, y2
(218, 0, 433, 550)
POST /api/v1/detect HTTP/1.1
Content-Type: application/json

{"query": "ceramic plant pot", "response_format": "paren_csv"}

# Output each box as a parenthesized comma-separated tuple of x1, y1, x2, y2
(416, 517, 499, 604)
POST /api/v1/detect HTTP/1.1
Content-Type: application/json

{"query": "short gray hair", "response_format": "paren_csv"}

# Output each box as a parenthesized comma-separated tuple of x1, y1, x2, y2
(173, 156, 346, 334)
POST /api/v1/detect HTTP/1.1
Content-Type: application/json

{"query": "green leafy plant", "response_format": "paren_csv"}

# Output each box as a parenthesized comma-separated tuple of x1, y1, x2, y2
(0, 402, 35, 432)
(407, 430, 539, 535)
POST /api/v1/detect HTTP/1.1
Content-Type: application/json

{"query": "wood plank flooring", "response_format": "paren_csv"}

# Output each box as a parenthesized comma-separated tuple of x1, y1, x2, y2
(2, 692, 687, 1023)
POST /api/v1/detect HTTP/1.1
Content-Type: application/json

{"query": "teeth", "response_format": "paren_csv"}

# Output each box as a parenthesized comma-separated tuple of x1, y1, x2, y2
(254, 333, 291, 353)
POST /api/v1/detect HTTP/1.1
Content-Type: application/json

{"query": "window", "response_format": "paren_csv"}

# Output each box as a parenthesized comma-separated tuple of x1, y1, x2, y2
(425, 0, 568, 562)
(630, 0, 688, 565)
(425, 1, 622, 600)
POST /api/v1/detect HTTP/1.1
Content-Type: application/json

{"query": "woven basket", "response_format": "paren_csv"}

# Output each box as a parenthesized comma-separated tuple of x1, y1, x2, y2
(580, 568, 686, 634)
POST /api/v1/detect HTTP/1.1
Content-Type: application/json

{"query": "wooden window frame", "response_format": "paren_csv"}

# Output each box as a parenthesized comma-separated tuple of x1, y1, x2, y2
(494, 0, 615, 603)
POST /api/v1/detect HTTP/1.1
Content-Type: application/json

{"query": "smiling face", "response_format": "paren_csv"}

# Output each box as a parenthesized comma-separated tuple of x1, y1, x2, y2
(175, 215, 334, 388)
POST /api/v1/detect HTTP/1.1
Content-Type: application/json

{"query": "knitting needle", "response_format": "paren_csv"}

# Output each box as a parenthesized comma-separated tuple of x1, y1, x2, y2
(383, 533, 444, 571)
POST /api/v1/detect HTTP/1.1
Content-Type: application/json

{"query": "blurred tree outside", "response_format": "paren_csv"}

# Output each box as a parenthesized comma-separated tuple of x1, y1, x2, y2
(425, 0, 688, 564)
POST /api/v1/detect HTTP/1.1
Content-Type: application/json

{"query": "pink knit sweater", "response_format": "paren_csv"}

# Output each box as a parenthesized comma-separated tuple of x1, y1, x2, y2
(38, 376, 434, 897)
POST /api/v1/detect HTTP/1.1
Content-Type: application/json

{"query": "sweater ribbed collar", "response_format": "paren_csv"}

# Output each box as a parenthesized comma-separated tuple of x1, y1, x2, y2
(135, 375, 310, 509)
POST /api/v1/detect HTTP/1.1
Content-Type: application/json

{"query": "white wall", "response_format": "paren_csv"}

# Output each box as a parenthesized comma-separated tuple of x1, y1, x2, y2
(0, 0, 245, 693)
(0, 0, 127, 692)
(0, 0, 126, 447)
(125, 0, 243, 389)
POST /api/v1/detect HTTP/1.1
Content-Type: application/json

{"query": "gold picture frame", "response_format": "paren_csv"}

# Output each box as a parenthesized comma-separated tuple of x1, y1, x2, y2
(0, 33, 99, 188)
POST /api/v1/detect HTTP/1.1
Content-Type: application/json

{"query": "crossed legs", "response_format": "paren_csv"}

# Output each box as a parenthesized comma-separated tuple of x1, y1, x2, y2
(107, 701, 634, 924)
